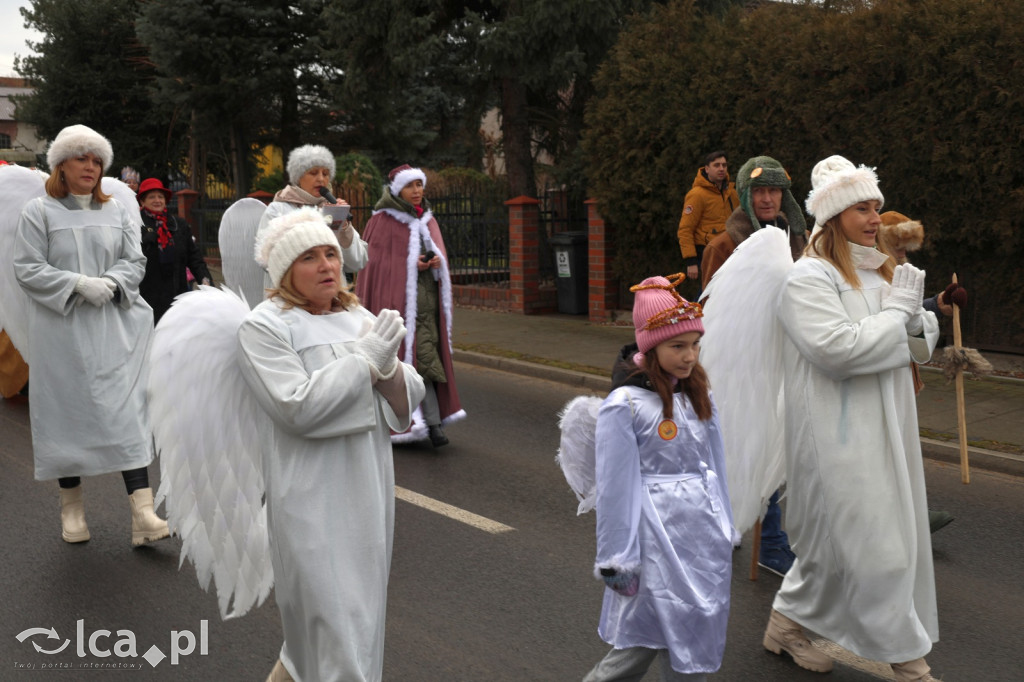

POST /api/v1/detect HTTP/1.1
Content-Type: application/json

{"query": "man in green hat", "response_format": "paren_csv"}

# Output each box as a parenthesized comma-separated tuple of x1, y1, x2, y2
(701, 155, 808, 577)
(701, 155, 807, 289)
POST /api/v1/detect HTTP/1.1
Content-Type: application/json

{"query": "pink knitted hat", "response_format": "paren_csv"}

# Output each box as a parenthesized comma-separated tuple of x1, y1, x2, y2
(631, 273, 704, 354)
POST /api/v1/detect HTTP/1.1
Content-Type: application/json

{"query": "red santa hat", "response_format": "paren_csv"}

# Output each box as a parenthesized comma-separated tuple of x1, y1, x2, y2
(388, 164, 427, 197)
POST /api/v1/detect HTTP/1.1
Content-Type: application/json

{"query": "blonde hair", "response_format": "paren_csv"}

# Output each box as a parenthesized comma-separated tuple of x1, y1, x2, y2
(806, 216, 895, 287)
(266, 266, 359, 313)
(45, 162, 111, 202)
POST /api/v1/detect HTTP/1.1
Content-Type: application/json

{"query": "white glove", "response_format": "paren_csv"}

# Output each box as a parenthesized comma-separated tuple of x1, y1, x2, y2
(882, 263, 925, 323)
(74, 276, 117, 307)
(354, 309, 406, 381)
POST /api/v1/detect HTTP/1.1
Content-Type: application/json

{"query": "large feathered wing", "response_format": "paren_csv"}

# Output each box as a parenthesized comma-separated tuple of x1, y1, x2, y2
(555, 395, 604, 515)
(218, 198, 268, 308)
(100, 177, 143, 228)
(700, 227, 793, 533)
(148, 285, 272, 619)
(0, 165, 47, 362)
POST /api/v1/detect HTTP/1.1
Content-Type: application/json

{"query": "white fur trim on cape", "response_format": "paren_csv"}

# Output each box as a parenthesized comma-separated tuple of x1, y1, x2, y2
(373, 207, 454, 369)
(389, 167, 427, 197)
(390, 406, 466, 444)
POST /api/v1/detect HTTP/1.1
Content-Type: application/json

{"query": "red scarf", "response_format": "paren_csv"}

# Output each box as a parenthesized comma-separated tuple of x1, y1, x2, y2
(143, 208, 175, 262)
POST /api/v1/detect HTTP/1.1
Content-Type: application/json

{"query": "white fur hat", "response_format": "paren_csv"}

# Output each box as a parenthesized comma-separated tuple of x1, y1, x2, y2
(47, 124, 113, 172)
(805, 155, 884, 225)
(388, 164, 427, 197)
(286, 145, 336, 185)
(254, 206, 340, 288)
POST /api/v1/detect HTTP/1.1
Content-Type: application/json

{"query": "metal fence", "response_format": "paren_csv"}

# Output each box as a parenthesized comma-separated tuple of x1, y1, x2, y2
(188, 179, 588, 293)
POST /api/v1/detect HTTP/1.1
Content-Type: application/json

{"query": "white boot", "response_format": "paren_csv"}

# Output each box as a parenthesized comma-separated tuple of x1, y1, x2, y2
(128, 488, 170, 546)
(59, 486, 90, 543)
(892, 658, 937, 681)
(763, 609, 834, 673)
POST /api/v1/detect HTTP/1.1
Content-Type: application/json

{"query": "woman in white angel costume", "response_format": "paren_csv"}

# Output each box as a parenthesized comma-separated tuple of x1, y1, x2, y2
(756, 157, 941, 681)
(567, 274, 737, 681)
(149, 206, 423, 682)
(11, 124, 169, 546)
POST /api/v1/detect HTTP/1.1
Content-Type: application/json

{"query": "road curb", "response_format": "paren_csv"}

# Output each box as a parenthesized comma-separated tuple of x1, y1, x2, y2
(455, 349, 1024, 477)
(454, 350, 609, 393)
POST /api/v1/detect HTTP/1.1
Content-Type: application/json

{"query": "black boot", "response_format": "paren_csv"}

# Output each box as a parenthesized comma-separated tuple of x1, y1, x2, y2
(428, 424, 449, 447)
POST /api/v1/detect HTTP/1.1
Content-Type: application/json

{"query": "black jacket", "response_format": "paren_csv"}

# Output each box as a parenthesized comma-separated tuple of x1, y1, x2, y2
(139, 212, 211, 324)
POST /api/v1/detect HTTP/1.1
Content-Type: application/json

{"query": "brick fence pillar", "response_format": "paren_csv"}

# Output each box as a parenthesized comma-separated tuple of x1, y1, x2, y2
(586, 198, 618, 322)
(505, 195, 545, 314)
(175, 189, 200, 240)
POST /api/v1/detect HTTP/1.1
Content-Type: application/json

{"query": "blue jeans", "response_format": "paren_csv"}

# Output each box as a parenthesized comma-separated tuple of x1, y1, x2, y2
(761, 490, 790, 550)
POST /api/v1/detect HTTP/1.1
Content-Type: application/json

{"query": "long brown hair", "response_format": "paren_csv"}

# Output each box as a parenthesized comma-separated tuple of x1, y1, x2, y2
(44, 161, 111, 202)
(641, 350, 713, 421)
(806, 216, 895, 286)
(266, 266, 359, 313)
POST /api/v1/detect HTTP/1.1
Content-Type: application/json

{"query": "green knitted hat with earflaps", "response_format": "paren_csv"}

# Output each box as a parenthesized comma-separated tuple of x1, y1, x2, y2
(736, 156, 806, 236)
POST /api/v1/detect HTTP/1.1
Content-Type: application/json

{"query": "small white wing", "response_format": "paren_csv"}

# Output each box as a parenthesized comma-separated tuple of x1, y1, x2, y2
(219, 198, 268, 308)
(0, 165, 46, 362)
(701, 227, 793, 533)
(101, 177, 143, 228)
(555, 395, 604, 515)
(148, 284, 272, 619)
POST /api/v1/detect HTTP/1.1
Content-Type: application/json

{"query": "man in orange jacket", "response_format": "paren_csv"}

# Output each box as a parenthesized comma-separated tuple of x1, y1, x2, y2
(677, 150, 739, 284)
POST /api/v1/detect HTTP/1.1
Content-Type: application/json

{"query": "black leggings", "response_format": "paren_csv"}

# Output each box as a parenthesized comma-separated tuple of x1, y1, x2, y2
(58, 467, 150, 494)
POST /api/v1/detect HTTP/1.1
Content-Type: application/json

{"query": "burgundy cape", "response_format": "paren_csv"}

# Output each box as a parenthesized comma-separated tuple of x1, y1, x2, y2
(355, 207, 464, 441)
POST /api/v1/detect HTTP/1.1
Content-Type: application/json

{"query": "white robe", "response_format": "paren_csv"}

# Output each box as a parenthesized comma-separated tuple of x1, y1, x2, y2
(237, 301, 424, 682)
(594, 386, 735, 674)
(13, 195, 154, 479)
(772, 246, 940, 662)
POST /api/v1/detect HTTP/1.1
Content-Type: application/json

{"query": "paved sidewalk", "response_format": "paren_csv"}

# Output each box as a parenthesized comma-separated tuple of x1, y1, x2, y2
(451, 306, 1024, 476)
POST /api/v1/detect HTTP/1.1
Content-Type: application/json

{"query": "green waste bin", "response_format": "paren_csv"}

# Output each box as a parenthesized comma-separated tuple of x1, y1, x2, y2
(550, 231, 588, 315)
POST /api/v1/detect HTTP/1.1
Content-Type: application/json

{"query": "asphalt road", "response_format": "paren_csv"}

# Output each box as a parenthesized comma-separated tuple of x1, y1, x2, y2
(2, 363, 1022, 680)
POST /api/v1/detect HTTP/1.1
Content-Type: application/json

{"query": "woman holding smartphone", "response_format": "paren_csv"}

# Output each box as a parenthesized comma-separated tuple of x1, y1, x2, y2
(354, 165, 464, 448)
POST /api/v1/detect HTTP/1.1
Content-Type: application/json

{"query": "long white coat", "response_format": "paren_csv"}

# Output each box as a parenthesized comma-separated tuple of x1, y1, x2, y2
(237, 301, 424, 682)
(13, 195, 154, 479)
(772, 245, 940, 662)
(594, 385, 735, 674)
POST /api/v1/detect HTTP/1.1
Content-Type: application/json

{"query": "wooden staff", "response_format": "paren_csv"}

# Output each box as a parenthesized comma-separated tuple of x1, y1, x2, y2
(951, 273, 970, 484)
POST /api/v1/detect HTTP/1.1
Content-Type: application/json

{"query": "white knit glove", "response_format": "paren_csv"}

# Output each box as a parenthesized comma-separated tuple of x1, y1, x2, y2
(75, 276, 117, 307)
(882, 263, 925, 324)
(355, 309, 406, 381)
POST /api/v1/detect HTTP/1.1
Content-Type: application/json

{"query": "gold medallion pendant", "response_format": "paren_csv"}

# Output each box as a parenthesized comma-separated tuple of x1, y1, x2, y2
(657, 419, 678, 440)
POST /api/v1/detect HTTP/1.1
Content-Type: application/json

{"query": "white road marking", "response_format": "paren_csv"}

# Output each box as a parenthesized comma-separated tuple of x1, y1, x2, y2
(812, 639, 897, 680)
(395, 486, 516, 534)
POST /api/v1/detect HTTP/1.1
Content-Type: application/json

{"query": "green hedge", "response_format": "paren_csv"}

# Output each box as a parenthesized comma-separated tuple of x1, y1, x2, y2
(584, 0, 1024, 348)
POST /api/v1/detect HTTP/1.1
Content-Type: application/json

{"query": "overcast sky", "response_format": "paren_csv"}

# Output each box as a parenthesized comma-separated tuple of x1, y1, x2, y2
(0, 1, 40, 78)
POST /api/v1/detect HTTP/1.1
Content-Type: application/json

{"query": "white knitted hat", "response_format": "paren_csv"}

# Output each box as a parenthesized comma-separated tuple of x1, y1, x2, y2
(254, 207, 340, 288)
(286, 145, 336, 185)
(805, 155, 884, 225)
(47, 124, 113, 172)
(388, 164, 427, 197)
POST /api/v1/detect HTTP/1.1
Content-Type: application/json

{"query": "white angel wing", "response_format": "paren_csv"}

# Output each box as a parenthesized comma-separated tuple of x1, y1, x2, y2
(701, 227, 793, 533)
(148, 284, 272, 619)
(100, 177, 143, 228)
(218, 198, 268, 309)
(0, 164, 46, 362)
(555, 395, 604, 515)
